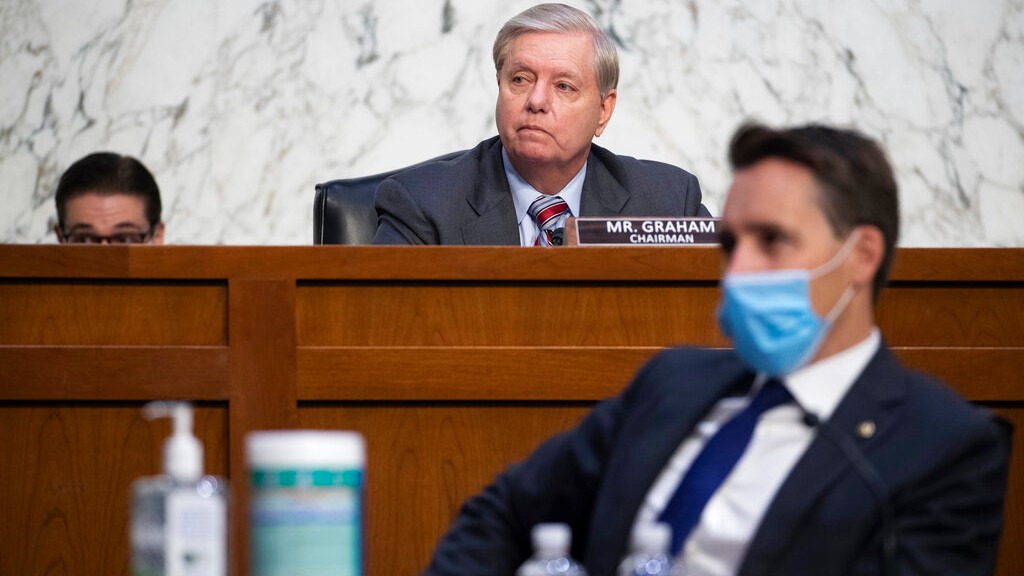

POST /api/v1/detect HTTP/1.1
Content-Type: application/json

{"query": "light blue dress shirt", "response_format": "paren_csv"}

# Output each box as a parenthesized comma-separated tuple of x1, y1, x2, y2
(501, 148, 585, 246)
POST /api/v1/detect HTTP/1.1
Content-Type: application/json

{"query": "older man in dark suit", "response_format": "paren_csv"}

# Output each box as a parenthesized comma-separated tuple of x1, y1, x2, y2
(372, 3, 709, 246)
(422, 122, 1013, 575)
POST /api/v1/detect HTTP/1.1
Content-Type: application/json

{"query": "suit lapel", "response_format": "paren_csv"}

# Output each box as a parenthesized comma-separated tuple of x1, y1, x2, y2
(463, 142, 630, 242)
(738, 346, 907, 576)
(580, 145, 631, 216)
(461, 139, 520, 245)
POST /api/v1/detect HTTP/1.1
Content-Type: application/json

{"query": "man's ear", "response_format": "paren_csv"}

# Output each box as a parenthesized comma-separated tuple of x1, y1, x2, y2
(152, 222, 166, 245)
(594, 89, 617, 137)
(850, 225, 885, 290)
(53, 223, 65, 243)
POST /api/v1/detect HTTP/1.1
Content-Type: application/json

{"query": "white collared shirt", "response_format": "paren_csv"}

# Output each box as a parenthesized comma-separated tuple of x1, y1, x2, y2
(502, 148, 585, 246)
(635, 329, 882, 575)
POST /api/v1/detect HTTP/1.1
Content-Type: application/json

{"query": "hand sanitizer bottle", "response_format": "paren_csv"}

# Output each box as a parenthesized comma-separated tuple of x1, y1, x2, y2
(131, 402, 227, 576)
(516, 523, 588, 576)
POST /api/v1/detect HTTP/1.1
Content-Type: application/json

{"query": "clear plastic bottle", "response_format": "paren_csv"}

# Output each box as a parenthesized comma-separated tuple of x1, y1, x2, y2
(131, 402, 227, 576)
(516, 523, 588, 576)
(617, 522, 675, 576)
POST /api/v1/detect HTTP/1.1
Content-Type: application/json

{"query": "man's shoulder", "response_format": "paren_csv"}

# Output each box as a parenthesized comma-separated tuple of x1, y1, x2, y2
(386, 136, 500, 187)
(589, 142, 698, 184)
(901, 363, 1007, 431)
(868, 348, 1011, 444)
(637, 346, 745, 387)
(651, 345, 736, 365)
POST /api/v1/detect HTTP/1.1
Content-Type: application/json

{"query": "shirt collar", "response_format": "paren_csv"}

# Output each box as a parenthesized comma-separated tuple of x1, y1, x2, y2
(502, 147, 585, 225)
(762, 328, 881, 420)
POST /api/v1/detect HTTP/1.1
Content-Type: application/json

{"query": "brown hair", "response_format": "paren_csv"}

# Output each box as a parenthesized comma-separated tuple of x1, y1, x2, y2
(55, 152, 162, 228)
(728, 122, 900, 299)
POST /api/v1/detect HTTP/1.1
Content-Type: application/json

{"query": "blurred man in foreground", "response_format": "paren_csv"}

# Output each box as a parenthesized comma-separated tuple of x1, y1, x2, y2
(423, 122, 1012, 575)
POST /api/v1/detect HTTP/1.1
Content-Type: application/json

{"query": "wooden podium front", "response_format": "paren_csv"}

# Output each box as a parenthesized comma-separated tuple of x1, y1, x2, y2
(1, 245, 1021, 575)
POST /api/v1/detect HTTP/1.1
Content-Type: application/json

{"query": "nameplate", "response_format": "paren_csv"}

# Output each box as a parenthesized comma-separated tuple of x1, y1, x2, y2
(566, 217, 720, 246)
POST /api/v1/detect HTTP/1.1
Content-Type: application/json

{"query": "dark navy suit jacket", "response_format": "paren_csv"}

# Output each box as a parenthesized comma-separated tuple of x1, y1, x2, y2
(425, 346, 1012, 576)
(372, 136, 710, 245)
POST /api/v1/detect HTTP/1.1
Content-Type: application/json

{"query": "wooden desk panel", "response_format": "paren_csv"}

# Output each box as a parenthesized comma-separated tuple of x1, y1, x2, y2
(298, 404, 591, 576)
(297, 283, 724, 347)
(0, 246, 1020, 576)
(0, 347, 229, 400)
(297, 346, 659, 401)
(878, 285, 1024, 347)
(0, 281, 226, 345)
(0, 404, 228, 576)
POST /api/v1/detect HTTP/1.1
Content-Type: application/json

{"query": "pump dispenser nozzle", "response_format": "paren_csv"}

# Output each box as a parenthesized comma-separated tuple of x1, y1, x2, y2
(143, 401, 203, 483)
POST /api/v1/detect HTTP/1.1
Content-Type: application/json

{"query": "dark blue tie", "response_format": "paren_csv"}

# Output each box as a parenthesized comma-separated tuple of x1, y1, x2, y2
(658, 379, 793, 555)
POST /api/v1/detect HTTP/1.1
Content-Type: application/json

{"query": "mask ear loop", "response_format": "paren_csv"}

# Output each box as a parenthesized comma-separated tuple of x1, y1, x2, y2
(819, 229, 863, 324)
(809, 228, 862, 280)
(823, 284, 857, 324)
(798, 229, 862, 369)
(789, 282, 858, 372)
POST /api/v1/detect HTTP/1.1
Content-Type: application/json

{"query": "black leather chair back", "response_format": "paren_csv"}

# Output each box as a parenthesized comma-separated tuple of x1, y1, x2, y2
(313, 151, 467, 245)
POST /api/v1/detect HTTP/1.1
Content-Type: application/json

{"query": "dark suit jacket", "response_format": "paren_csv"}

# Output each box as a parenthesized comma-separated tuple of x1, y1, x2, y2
(372, 136, 710, 245)
(425, 346, 1012, 576)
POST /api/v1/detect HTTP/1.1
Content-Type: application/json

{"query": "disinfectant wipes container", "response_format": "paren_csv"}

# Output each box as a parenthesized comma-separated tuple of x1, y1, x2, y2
(246, 430, 365, 576)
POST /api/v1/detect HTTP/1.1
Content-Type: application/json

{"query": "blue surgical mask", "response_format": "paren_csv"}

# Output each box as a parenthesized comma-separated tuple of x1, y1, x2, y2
(716, 231, 860, 376)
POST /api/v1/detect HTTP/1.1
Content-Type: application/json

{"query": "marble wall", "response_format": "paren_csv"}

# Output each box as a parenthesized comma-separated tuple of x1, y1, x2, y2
(1, 0, 1022, 245)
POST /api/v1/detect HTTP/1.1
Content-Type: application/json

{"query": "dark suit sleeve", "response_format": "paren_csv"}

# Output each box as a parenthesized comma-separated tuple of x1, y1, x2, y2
(895, 413, 1011, 576)
(372, 177, 433, 245)
(632, 158, 711, 217)
(853, 412, 1013, 576)
(423, 395, 626, 575)
(684, 171, 712, 217)
(421, 355, 677, 576)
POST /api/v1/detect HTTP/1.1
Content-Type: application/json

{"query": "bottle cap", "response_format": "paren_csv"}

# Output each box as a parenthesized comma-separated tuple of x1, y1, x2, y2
(630, 522, 671, 555)
(531, 522, 572, 555)
(246, 430, 366, 469)
(143, 401, 202, 482)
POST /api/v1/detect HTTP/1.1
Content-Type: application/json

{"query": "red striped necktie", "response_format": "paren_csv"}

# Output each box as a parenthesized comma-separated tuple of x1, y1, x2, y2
(528, 195, 570, 247)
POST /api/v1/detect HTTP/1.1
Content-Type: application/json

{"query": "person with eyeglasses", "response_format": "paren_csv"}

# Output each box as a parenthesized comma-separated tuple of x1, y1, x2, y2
(53, 152, 165, 245)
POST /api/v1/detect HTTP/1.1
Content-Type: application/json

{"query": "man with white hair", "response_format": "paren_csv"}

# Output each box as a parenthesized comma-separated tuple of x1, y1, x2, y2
(372, 3, 709, 246)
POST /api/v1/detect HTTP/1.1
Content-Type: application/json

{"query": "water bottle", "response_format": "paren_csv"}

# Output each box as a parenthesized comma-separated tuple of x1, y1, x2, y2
(516, 523, 588, 576)
(617, 522, 675, 576)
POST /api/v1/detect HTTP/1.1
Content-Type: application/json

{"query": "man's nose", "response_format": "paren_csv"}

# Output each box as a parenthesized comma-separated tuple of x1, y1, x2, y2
(526, 83, 550, 112)
(724, 242, 762, 275)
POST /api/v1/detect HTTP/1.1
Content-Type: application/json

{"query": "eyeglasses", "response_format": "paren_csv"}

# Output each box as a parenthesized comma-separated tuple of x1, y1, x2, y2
(60, 229, 155, 245)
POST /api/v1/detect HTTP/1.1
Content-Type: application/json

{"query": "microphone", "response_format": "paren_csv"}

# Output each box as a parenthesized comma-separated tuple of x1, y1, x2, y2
(550, 228, 565, 246)
(799, 407, 898, 576)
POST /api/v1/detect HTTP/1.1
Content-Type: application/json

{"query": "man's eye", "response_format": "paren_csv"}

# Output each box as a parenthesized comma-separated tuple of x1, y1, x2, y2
(112, 234, 145, 244)
(556, 82, 573, 91)
(718, 232, 736, 255)
(759, 231, 788, 253)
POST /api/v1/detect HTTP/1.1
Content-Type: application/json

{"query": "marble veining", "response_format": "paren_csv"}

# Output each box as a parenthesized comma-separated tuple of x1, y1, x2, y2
(1, 0, 1022, 245)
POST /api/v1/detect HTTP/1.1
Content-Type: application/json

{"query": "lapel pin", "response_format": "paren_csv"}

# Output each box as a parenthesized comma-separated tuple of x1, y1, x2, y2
(857, 420, 876, 439)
